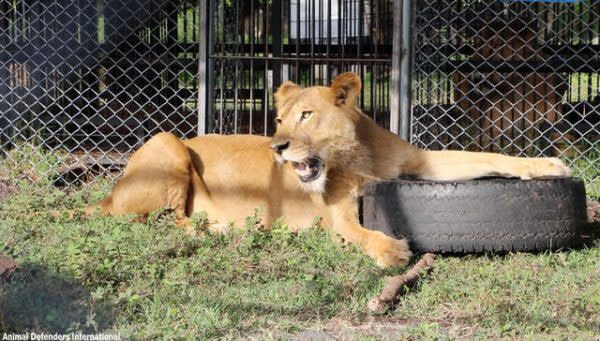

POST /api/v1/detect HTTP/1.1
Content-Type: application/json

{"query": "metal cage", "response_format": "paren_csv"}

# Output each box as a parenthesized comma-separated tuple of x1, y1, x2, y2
(0, 0, 200, 184)
(204, 0, 396, 136)
(411, 0, 599, 194)
(0, 0, 598, 195)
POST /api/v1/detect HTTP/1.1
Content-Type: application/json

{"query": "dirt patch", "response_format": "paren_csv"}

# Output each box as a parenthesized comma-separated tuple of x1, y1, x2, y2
(0, 178, 16, 201)
(249, 317, 416, 340)
(314, 317, 420, 340)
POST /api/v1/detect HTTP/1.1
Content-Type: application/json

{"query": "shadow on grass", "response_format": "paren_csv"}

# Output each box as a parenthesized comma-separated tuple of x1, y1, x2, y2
(0, 262, 114, 333)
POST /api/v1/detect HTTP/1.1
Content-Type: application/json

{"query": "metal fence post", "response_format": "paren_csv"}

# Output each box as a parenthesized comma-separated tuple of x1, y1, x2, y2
(197, 0, 211, 135)
(0, 0, 14, 149)
(398, 0, 413, 142)
(390, 1, 401, 136)
(272, 0, 283, 97)
(390, 0, 413, 140)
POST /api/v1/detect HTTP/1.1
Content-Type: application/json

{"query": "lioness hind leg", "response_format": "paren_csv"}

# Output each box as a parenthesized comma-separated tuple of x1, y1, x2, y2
(101, 132, 193, 224)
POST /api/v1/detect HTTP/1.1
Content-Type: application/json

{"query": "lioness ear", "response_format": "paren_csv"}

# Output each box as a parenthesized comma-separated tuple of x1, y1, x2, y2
(330, 72, 361, 106)
(275, 81, 301, 109)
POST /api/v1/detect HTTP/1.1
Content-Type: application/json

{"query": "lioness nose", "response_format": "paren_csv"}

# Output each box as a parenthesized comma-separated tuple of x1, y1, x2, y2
(271, 141, 290, 155)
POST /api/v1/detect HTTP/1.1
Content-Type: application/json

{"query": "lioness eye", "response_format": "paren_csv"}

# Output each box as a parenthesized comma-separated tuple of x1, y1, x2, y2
(300, 111, 312, 121)
(275, 117, 282, 124)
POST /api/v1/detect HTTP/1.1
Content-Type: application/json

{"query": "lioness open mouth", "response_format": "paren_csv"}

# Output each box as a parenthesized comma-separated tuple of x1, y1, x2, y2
(291, 157, 324, 182)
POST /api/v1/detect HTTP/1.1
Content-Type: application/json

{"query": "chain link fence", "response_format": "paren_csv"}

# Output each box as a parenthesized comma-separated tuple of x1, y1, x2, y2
(0, 0, 200, 186)
(207, 0, 394, 136)
(411, 0, 600, 196)
(0, 0, 599, 198)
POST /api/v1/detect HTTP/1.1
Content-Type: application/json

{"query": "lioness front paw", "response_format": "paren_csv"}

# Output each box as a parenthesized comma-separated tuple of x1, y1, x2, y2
(365, 231, 412, 268)
(519, 157, 571, 180)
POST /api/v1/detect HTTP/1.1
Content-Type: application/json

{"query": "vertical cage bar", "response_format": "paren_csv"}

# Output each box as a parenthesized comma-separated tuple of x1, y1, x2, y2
(272, 0, 282, 96)
(233, 0, 239, 133)
(389, 0, 401, 135)
(399, 0, 413, 141)
(263, 0, 269, 135)
(0, 0, 12, 148)
(198, 0, 211, 135)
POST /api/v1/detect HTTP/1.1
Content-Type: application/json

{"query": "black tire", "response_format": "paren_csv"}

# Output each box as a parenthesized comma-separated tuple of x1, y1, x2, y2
(361, 177, 591, 253)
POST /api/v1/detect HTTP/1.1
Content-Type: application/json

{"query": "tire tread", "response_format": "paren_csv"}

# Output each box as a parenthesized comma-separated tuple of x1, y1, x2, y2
(362, 177, 590, 253)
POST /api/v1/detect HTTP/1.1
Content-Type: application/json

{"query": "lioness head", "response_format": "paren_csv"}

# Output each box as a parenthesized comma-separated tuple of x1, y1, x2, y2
(271, 72, 370, 192)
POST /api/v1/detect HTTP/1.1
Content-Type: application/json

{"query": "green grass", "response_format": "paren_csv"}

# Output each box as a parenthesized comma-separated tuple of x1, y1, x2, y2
(1, 179, 599, 339)
(0, 181, 392, 338)
(0, 144, 599, 339)
(0, 143, 63, 185)
(568, 142, 600, 199)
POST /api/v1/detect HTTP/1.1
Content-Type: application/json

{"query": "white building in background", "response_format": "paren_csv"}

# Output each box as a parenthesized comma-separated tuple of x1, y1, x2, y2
(289, 0, 370, 44)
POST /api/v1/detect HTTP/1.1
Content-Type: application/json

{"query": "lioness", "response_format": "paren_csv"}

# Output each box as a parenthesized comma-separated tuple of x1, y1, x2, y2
(84, 72, 570, 267)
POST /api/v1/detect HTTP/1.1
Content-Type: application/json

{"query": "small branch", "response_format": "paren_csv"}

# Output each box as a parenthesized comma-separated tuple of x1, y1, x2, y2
(368, 253, 437, 313)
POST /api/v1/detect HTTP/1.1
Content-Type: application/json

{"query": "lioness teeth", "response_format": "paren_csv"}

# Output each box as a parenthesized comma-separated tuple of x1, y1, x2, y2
(295, 162, 307, 171)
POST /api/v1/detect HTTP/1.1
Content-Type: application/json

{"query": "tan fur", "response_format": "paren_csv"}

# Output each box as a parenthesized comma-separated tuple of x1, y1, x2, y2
(84, 72, 571, 267)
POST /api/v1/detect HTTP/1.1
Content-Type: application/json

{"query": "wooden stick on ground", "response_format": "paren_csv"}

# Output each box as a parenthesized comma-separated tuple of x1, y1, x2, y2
(368, 253, 437, 313)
